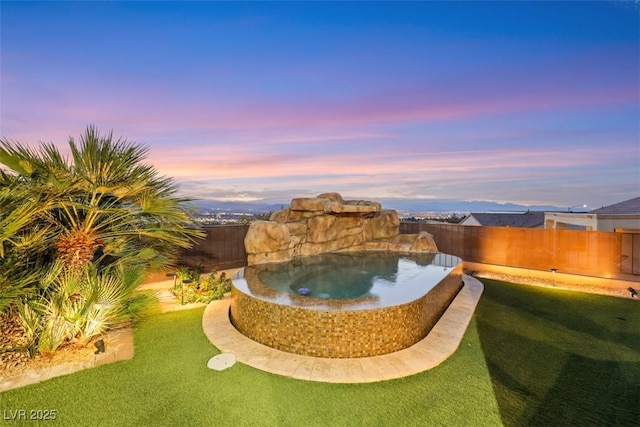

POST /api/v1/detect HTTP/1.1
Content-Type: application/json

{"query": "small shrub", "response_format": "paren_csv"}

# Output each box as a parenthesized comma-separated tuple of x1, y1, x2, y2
(15, 262, 156, 357)
(170, 269, 232, 304)
(177, 264, 202, 286)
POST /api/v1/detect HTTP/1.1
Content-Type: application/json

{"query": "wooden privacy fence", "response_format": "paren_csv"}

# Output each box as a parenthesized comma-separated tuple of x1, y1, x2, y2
(177, 223, 640, 281)
(177, 225, 250, 271)
(400, 223, 640, 281)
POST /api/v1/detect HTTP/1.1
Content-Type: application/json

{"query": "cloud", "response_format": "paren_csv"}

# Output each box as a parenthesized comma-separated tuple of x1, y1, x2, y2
(1, 3, 637, 210)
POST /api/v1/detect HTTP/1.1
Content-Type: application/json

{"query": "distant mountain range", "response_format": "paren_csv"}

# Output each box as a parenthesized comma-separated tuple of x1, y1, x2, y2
(377, 198, 569, 213)
(190, 198, 576, 214)
(191, 200, 287, 213)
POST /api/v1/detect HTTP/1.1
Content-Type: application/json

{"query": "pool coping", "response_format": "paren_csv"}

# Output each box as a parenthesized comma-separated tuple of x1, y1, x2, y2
(202, 274, 484, 383)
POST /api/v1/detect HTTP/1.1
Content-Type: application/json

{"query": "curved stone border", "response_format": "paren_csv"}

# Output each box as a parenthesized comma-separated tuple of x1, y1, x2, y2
(0, 279, 213, 393)
(0, 327, 134, 393)
(202, 275, 484, 383)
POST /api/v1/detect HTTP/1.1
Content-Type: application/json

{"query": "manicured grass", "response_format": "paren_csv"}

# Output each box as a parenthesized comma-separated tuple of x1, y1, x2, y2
(476, 279, 639, 426)
(1, 280, 638, 426)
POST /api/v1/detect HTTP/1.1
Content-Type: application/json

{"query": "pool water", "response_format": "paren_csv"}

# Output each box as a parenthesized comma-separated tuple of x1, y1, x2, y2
(255, 251, 459, 303)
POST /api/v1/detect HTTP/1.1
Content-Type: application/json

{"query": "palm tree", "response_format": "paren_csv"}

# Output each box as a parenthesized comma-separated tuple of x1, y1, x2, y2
(0, 125, 204, 291)
(0, 126, 203, 355)
(0, 169, 55, 311)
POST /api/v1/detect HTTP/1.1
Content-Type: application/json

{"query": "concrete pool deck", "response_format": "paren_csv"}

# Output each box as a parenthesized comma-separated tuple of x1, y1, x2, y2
(202, 274, 484, 383)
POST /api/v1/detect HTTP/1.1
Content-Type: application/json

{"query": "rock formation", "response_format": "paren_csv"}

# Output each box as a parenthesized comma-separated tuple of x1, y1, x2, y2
(244, 192, 438, 265)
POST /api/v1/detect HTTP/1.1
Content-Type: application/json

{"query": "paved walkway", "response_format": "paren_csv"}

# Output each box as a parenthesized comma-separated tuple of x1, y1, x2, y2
(202, 274, 484, 383)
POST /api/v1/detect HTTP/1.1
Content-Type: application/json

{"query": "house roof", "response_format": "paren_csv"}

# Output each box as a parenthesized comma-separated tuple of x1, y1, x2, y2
(463, 211, 545, 227)
(589, 197, 640, 215)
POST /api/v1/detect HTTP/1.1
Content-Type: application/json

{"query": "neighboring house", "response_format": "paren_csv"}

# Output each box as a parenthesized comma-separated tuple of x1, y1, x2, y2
(544, 196, 640, 232)
(460, 211, 545, 228)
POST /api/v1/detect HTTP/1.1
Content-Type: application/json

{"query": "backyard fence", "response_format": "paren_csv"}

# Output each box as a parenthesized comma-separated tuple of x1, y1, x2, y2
(177, 223, 640, 281)
(177, 224, 250, 271)
(400, 222, 640, 281)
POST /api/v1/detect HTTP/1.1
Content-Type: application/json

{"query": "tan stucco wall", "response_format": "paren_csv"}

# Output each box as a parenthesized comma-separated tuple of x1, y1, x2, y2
(544, 213, 640, 231)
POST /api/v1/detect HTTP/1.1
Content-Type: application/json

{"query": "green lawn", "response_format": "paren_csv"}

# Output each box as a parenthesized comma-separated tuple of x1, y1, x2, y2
(1, 279, 638, 426)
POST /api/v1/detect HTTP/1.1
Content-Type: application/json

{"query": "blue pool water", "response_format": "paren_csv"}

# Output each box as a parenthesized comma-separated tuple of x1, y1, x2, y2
(253, 251, 460, 303)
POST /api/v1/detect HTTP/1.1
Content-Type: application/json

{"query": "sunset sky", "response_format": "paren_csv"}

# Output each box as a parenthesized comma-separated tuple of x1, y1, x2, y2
(1, 1, 638, 210)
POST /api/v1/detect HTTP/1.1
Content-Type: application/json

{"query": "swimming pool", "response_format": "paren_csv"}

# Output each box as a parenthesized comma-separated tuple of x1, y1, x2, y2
(230, 251, 463, 358)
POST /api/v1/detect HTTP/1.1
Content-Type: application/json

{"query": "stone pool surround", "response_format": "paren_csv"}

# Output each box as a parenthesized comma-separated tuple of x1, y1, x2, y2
(231, 260, 463, 358)
(231, 192, 464, 358)
(205, 275, 483, 383)
(243, 192, 438, 265)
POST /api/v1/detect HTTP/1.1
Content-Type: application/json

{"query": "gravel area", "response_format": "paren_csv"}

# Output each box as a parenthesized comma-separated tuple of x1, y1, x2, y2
(0, 312, 109, 381)
(470, 270, 638, 300)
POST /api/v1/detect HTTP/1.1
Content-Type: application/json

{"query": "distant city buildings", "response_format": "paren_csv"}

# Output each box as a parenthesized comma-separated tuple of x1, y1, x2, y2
(194, 209, 465, 225)
(193, 197, 640, 232)
(194, 211, 255, 225)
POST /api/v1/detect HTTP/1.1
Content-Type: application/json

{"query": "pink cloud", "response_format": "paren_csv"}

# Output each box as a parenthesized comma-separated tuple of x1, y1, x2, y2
(8, 41, 635, 143)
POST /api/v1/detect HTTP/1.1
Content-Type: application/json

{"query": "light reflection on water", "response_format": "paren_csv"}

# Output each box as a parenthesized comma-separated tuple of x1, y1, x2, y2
(236, 251, 461, 307)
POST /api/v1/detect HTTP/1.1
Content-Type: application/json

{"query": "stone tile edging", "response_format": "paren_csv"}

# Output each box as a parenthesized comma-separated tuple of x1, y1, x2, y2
(0, 328, 134, 393)
(202, 275, 484, 383)
(0, 275, 224, 394)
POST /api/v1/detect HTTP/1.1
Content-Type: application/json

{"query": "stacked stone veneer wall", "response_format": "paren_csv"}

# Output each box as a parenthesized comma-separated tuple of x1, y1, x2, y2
(244, 192, 438, 265)
(230, 262, 463, 358)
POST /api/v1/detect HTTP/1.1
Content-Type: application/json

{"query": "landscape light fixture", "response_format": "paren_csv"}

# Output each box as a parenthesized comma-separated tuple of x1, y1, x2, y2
(94, 339, 106, 354)
(628, 287, 637, 298)
(550, 268, 557, 286)
(182, 279, 193, 305)
(166, 272, 177, 291)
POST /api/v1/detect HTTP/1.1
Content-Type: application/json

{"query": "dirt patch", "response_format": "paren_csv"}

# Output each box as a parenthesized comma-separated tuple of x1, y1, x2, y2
(0, 313, 107, 381)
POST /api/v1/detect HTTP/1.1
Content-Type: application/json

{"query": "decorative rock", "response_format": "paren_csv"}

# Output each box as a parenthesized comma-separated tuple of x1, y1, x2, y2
(244, 221, 290, 254)
(410, 232, 438, 252)
(286, 210, 304, 222)
(365, 210, 400, 240)
(243, 192, 438, 265)
(288, 234, 305, 248)
(290, 197, 328, 212)
(347, 199, 382, 208)
(299, 235, 364, 256)
(247, 248, 293, 265)
(306, 215, 361, 243)
(317, 192, 344, 203)
(269, 209, 289, 223)
(393, 234, 416, 244)
(363, 240, 391, 251)
(286, 221, 307, 237)
(388, 242, 411, 252)
(324, 201, 380, 214)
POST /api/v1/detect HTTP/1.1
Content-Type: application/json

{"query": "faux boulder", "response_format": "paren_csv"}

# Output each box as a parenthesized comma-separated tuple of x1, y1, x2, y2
(364, 210, 400, 240)
(410, 231, 439, 252)
(244, 193, 438, 265)
(307, 215, 363, 243)
(244, 221, 290, 254)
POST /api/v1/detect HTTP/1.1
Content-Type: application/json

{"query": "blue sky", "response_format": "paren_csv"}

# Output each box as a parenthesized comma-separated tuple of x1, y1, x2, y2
(1, 1, 638, 209)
